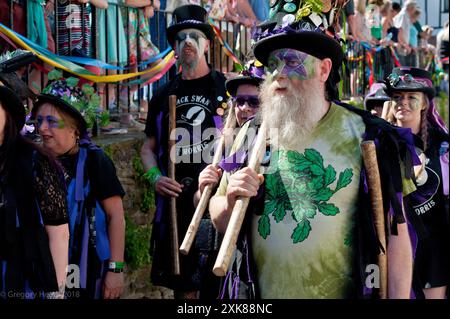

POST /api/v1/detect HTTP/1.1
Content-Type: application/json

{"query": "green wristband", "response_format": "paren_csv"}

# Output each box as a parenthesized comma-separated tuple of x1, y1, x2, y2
(143, 167, 162, 186)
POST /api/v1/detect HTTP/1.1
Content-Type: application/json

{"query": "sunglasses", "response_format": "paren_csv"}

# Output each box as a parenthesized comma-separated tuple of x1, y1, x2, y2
(175, 31, 206, 42)
(36, 115, 65, 129)
(232, 95, 260, 108)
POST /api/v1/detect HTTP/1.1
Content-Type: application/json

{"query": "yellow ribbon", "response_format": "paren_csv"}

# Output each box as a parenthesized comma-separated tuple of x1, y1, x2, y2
(0, 24, 174, 83)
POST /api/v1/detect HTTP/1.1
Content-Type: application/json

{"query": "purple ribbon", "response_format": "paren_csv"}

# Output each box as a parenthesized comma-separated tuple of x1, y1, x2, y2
(392, 126, 421, 166)
(441, 153, 449, 196)
(218, 149, 247, 172)
(213, 115, 223, 132)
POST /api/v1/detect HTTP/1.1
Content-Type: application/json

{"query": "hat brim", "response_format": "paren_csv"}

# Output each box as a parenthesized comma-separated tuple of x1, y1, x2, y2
(167, 23, 213, 48)
(0, 85, 25, 129)
(226, 76, 263, 96)
(33, 94, 87, 134)
(364, 96, 390, 110)
(386, 86, 436, 99)
(254, 31, 344, 70)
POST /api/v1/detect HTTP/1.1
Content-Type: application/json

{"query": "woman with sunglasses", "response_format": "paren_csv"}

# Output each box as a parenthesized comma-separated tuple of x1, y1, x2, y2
(0, 85, 69, 299)
(191, 60, 264, 298)
(385, 67, 449, 299)
(32, 78, 126, 299)
(195, 61, 265, 206)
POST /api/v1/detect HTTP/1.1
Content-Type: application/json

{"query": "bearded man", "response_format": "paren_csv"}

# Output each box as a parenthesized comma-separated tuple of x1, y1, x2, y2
(210, 0, 421, 299)
(140, 4, 227, 299)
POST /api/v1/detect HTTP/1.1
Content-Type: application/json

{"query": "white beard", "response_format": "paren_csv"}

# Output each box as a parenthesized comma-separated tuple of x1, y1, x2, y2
(260, 78, 326, 150)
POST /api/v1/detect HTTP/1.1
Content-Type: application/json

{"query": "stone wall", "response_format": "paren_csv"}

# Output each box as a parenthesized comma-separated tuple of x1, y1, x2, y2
(93, 131, 173, 299)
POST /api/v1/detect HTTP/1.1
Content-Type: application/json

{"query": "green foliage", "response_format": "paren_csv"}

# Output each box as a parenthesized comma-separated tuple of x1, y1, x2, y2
(132, 154, 155, 213)
(346, 99, 364, 110)
(124, 215, 151, 270)
(42, 69, 109, 129)
(48, 69, 63, 81)
(102, 145, 113, 159)
(436, 91, 449, 128)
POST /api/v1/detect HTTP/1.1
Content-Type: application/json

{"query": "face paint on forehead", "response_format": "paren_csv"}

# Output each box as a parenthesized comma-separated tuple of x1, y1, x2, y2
(267, 49, 317, 80)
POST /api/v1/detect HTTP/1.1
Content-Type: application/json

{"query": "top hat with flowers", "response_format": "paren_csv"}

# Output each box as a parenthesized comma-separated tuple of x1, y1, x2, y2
(225, 59, 266, 96)
(253, 1, 345, 76)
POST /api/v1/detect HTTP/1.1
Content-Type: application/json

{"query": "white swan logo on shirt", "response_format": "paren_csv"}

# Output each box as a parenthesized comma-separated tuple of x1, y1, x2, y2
(179, 106, 206, 126)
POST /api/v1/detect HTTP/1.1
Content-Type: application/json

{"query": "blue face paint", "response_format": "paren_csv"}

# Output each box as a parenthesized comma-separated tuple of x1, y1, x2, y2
(36, 115, 65, 129)
(267, 49, 316, 80)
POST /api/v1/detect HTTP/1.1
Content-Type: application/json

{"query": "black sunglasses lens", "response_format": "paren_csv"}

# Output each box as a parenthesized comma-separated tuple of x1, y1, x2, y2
(235, 98, 246, 106)
(248, 98, 259, 107)
(235, 97, 259, 108)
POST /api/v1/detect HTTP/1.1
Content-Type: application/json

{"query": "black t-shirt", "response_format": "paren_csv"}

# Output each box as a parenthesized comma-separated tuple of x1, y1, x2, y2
(59, 147, 125, 202)
(409, 128, 449, 237)
(145, 70, 227, 227)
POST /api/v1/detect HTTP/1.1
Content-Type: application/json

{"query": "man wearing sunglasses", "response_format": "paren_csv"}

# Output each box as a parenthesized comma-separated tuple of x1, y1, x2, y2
(140, 4, 227, 300)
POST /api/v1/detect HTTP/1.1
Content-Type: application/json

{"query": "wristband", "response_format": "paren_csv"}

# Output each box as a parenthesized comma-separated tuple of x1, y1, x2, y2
(143, 166, 162, 186)
(108, 261, 125, 273)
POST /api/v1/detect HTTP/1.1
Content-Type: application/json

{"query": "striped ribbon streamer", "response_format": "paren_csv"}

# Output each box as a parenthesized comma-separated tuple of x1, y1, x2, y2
(0, 22, 175, 83)
(8, 22, 172, 71)
(388, 46, 402, 67)
(208, 18, 243, 68)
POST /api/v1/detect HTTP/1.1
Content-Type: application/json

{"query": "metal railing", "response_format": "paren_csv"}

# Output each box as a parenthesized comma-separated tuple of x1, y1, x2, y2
(2, 2, 443, 115)
(2, 2, 252, 122)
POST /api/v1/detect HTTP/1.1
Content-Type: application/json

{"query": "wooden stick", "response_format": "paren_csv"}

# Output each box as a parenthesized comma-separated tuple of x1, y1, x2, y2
(180, 108, 236, 255)
(361, 140, 387, 299)
(213, 121, 267, 277)
(168, 95, 180, 275)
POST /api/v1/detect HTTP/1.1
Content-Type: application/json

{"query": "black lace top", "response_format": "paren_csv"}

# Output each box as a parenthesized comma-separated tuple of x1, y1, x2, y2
(33, 152, 68, 226)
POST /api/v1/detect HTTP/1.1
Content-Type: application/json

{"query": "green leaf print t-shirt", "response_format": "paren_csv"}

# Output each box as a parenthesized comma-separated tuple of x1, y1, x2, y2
(251, 103, 366, 298)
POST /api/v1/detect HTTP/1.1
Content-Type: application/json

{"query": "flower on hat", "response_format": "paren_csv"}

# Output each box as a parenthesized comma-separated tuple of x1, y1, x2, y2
(42, 69, 109, 129)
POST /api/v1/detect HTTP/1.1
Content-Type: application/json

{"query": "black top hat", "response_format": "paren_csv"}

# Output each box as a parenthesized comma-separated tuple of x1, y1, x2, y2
(225, 60, 266, 96)
(364, 83, 390, 110)
(166, 5, 213, 48)
(0, 50, 38, 102)
(0, 85, 26, 130)
(385, 67, 436, 99)
(253, 0, 344, 84)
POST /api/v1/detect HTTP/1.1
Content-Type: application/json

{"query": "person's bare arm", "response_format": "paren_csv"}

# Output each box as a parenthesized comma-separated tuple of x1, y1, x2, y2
(140, 136, 183, 197)
(141, 136, 159, 172)
(397, 28, 411, 53)
(78, 0, 108, 9)
(236, 0, 257, 24)
(125, 0, 153, 8)
(387, 210, 413, 299)
(45, 224, 70, 298)
(347, 14, 359, 41)
(101, 196, 126, 299)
